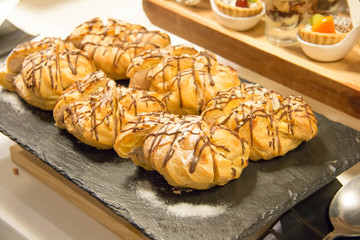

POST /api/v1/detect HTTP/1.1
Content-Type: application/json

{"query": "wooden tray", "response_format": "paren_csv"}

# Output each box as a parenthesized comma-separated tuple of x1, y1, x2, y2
(10, 144, 148, 240)
(143, 0, 360, 118)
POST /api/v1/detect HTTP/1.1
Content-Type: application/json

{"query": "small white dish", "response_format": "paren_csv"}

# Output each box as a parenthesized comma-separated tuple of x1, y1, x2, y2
(297, 0, 360, 62)
(210, 0, 265, 31)
(297, 24, 360, 62)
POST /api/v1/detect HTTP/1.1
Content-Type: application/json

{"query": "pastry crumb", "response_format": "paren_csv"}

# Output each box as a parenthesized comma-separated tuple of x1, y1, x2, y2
(172, 187, 193, 194)
(12, 168, 19, 175)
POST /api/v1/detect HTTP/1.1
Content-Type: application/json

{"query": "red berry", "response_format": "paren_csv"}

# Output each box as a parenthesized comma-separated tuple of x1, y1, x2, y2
(236, 0, 248, 7)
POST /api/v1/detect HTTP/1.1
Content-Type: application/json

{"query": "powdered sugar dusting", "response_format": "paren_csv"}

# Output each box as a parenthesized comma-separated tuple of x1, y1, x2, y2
(0, 89, 26, 113)
(167, 203, 226, 218)
(135, 180, 227, 218)
(136, 181, 163, 207)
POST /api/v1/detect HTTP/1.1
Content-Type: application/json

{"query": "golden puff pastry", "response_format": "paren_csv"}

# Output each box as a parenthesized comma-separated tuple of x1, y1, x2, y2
(57, 75, 166, 149)
(127, 44, 240, 116)
(141, 115, 250, 190)
(62, 79, 121, 149)
(66, 17, 171, 80)
(202, 83, 318, 161)
(127, 45, 198, 90)
(11, 39, 95, 111)
(0, 37, 65, 92)
(53, 70, 111, 129)
(114, 111, 180, 170)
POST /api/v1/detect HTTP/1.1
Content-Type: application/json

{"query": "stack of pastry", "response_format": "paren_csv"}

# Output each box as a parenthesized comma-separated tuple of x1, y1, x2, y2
(0, 37, 95, 110)
(113, 82, 318, 189)
(127, 44, 240, 115)
(0, 17, 319, 190)
(66, 17, 171, 80)
(0, 18, 171, 110)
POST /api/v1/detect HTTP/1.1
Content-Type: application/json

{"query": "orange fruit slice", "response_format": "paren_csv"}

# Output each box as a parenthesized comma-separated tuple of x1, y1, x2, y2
(311, 16, 336, 34)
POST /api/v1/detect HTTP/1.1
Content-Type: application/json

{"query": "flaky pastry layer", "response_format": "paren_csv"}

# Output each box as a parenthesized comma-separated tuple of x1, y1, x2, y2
(202, 83, 318, 160)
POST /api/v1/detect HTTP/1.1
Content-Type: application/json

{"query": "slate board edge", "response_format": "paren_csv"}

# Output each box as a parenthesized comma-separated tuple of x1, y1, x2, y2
(239, 163, 343, 239)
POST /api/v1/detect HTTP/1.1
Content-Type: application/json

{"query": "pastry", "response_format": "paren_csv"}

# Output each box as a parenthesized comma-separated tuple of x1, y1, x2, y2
(62, 78, 121, 149)
(53, 70, 111, 129)
(127, 45, 198, 90)
(202, 83, 318, 160)
(66, 17, 171, 80)
(114, 111, 180, 170)
(56, 72, 166, 149)
(298, 14, 351, 45)
(1, 37, 95, 110)
(127, 44, 240, 115)
(214, 0, 263, 17)
(115, 113, 250, 190)
(0, 37, 65, 92)
(142, 115, 250, 190)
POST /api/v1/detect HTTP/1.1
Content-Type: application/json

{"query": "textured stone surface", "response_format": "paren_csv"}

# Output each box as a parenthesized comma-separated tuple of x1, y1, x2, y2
(1, 87, 360, 240)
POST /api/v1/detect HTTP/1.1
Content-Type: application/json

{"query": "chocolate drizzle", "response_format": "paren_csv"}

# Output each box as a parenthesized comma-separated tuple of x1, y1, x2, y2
(196, 51, 216, 86)
(202, 83, 318, 160)
(62, 75, 166, 148)
(22, 40, 92, 94)
(143, 116, 248, 174)
(67, 17, 170, 79)
(133, 45, 240, 116)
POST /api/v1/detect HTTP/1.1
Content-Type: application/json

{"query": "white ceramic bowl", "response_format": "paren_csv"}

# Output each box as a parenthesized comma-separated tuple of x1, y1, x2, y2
(297, 25, 360, 62)
(210, 0, 265, 31)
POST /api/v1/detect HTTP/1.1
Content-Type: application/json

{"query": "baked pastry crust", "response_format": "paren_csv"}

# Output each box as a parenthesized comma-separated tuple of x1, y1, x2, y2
(298, 24, 348, 45)
(127, 45, 198, 90)
(114, 111, 180, 170)
(0, 37, 95, 110)
(202, 83, 318, 160)
(214, 0, 263, 17)
(142, 115, 250, 190)
(63, 79, 120, 149)
(115, 113, 250, 189)
(66, 18, 171, 80)
(0, 37, 64, 92)
(13, 40, 95, 110)
(127, 45, 240, 115)
(56, 71, 166, 149)
(53, 70, 110, 129)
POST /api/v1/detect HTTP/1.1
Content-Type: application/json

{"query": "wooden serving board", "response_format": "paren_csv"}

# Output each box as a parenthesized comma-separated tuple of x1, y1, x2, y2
(9, 144, 148, 240)
(143, 0, 360, 118)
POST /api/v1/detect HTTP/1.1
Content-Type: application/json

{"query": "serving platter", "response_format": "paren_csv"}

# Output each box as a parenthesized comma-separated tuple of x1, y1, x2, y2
(1, 76, 360, 239)
(142, 0, 360, 119)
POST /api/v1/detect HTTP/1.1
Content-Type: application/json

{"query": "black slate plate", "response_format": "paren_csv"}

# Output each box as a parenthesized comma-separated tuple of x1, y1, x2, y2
(1, 84, 360, 240)
(261, 178, 360, 240)
(260, 178, 343, 240)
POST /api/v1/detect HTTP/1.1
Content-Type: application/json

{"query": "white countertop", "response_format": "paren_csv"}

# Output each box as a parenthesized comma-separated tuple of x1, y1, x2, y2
(1, 0, 360, 239)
